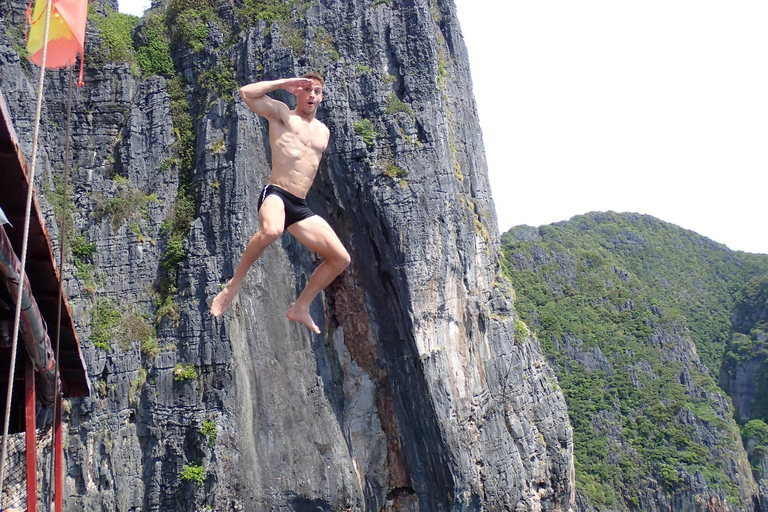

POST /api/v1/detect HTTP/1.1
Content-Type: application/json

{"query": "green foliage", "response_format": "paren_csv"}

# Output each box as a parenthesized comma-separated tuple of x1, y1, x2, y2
(129, 223, 144, 241)
(136, 13, 175, 77)
(141, 333, 160, 359)
(501, 212, 768, 509)
(659, 463, 681, 489)
(199, 63, 238, 99)
(169, 8, 210, 52)
(91, 297, 159, 353)
(353, 119, 378, 147)
(129, 368, 148, 403)
(157, 76, 196, 295)
(162, 0, 234, 57)
(71, 234, 97, 291)
(742, 419, 768, 479)
(702, 276, 768, 423)
(742, 419, 768, 445)
(161, 195, 193, 263)
(356, 65, 373, 75)
(116, 312, 156, 351)
(514, 319, 528, 339)
(174, 363, 197, 381)
(88, 5, 139, 68)
(180, 462, 205, 486)
(732, 274, 768, 335)
(723, 332, 765, 365)
(94, 379, 108, 398)
(156, 291, 180, 325)
(382, 162, 407, 179)
(200, 420, 217, 447)
(94, 178, 158, 230)
(91, 299, 122, 350)
(275, 21, 304, 55)
(158, 157, 179, 173)
(5, 22, 29, 59)
(505, 212, 768, 375)
(437, 55, 448, 89)
(44, 174, 75, 242)
(163, 240, 187, 270)
(74, 258, 95, 291)
(210, 138, 226, 155)
(167, 77, 195, 174)
(72, 235, 96, 261)
(236, 0, 291, 27)
(313, 26, 339, 61)
(385, 94, 413, 117)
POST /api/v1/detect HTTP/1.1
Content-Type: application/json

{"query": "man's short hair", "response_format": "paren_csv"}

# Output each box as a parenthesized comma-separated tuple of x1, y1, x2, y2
(302, 72, 324, 88)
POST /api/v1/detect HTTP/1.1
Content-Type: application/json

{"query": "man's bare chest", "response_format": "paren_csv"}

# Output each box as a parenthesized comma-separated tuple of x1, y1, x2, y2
(286, 119, 323, 149)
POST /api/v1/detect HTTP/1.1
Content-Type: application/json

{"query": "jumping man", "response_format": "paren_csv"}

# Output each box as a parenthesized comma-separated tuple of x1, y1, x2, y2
(210, 74, 350, 334)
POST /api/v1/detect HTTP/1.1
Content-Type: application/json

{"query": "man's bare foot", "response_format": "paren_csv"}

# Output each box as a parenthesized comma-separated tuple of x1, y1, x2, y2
(286, 303, 320, 334)
(211, 281, 239, 317)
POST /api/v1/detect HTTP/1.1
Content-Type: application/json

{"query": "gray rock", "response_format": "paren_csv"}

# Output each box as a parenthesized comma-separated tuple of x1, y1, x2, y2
(0, 0, 575, 510)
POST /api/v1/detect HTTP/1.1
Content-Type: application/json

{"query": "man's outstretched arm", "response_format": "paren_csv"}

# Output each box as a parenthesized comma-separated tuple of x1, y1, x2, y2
(239, 77, 314, 121)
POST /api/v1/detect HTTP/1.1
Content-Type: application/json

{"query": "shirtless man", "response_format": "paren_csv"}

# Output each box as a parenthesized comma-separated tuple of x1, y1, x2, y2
(210, 74, 350, 334)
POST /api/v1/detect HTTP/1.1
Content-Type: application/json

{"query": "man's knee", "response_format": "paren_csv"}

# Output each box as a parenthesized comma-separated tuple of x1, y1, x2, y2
(333, 249, 351, 271)
(258, 225, 283, 245)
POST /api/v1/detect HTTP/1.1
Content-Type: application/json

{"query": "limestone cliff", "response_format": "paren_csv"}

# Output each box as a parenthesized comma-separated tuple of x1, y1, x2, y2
(0, 0, 574, 510)
(502, 213, 768, 512)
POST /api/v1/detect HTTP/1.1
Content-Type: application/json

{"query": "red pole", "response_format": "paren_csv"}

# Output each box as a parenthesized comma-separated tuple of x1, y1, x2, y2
(24, 356, 37, 512)
(54, 392, 62, 512)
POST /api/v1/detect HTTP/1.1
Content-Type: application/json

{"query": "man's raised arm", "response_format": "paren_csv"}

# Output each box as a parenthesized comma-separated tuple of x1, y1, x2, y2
(239, 77, 314, 121)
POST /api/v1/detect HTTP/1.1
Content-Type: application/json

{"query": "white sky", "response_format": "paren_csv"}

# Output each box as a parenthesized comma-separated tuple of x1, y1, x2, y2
(454, 0, 768, 254)
(118, 0, 768, 255)
(119, 0, 149, 15)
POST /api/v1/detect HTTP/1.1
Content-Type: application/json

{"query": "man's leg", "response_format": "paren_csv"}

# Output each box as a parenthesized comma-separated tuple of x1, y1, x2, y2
(210, 195, 286, 316)
(285, 216, 350, 333)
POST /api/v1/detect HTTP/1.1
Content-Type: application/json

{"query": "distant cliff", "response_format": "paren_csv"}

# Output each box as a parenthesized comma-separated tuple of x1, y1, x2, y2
(502, 212, 768, 511)
(0, 0, 574, 510)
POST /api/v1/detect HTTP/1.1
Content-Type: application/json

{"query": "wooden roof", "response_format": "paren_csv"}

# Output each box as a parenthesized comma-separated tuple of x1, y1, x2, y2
(0, 88, 89, 398)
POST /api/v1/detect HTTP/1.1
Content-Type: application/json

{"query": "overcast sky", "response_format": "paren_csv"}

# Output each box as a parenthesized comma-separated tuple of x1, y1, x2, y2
(117, 0, 768, 254)
(453, 0, 767, 254)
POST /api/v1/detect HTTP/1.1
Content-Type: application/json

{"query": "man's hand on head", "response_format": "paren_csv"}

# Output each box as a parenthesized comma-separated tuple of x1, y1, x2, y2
(283, 77, 315, 95)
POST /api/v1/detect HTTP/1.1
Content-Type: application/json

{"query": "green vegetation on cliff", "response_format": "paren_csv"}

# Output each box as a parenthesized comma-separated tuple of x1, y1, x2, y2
(87, 5, 139, 71)
(501, 211, 768, 509)
(722, 274, 768, 479)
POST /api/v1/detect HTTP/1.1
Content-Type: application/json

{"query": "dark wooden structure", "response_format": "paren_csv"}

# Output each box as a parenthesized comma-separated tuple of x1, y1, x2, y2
(0, 87, 89, 511)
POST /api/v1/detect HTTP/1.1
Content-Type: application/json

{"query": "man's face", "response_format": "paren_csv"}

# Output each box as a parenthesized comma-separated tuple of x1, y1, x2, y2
(296, 80, 324, 115)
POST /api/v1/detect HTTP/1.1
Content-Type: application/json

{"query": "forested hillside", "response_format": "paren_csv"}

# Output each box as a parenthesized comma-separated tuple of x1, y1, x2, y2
(502, 211, 768, 511)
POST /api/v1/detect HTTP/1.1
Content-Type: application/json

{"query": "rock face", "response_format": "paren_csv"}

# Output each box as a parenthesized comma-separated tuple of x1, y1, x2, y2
(721, 275, 768, 509)
(721, 275, 768, 422)
(0, 0, 574, 510)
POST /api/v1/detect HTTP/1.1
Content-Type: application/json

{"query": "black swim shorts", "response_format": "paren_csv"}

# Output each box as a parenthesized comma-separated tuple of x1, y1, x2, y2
(257, 184, 317, 229)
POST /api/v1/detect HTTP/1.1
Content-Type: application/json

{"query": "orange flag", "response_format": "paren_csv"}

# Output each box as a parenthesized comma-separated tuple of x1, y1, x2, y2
(26, 0, 87, 85)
